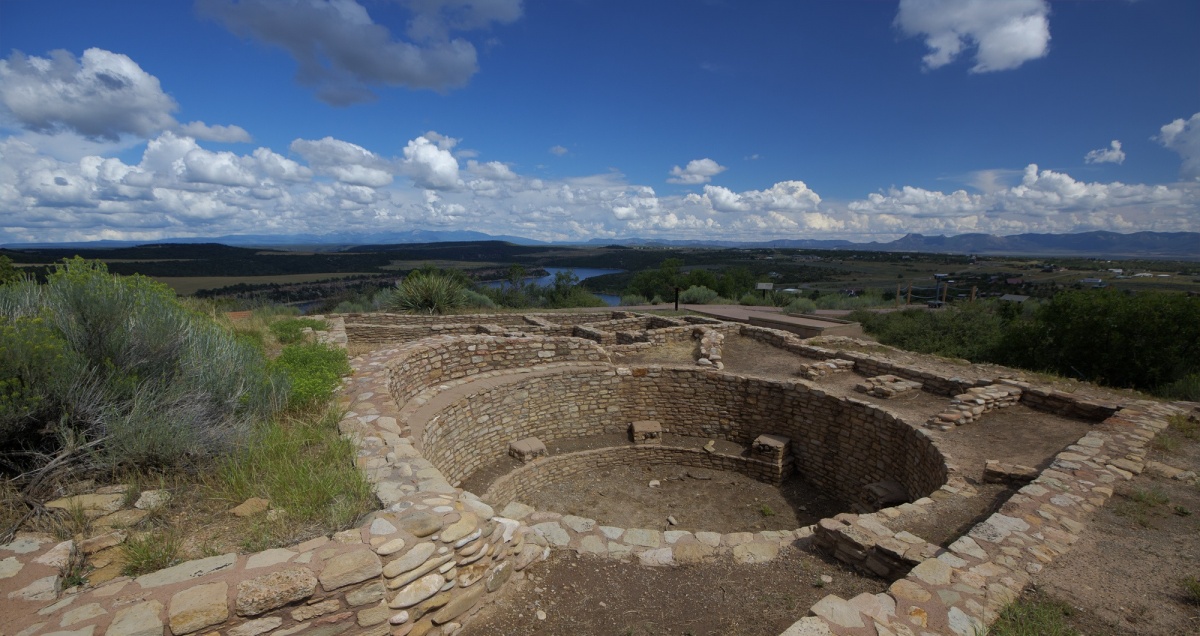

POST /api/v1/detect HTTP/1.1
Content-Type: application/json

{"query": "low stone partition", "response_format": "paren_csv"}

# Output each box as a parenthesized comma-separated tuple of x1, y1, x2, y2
(797, 359, 855, 380)
(926, 384, 1022, 429)
(484, 444, 789, 509)
(795, 399, 1189, 635)
(738, 325, 996, 397)
(383, 335, 611, 408)
(570, 324, 614, 345)
(417, 365, 947, 509)
(997, 379, 1120, 421)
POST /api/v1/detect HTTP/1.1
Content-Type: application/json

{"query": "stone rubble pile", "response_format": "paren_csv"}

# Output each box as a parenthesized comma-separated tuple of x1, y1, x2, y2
(855, 374, 923, 399)
(795, 358, 854, 381)
(695, 328, 724, 369)
(926, 384, 1022, 430)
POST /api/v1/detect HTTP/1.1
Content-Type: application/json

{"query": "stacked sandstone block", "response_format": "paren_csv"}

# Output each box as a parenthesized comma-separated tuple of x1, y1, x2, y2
(795, 358, 854, 381)
(1, 497, 542, 636)
(855, 374, 923, 398)
(926, 384, 1023, 430)
(695, 328, 724, 369)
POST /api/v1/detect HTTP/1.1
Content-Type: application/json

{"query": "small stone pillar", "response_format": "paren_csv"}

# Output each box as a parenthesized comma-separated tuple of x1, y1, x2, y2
(508, 437, 546, 463)
(629, 421, 662, 445)
(751, 434, 790, 463)
(751, 434, 794, 484)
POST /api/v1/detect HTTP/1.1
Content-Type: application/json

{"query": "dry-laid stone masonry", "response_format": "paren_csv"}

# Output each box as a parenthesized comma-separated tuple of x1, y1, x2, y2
(5, 309, 1195, 636)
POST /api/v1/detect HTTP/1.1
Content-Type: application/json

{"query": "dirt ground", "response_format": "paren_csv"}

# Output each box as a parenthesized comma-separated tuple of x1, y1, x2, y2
(516, 462, 849, 534)
(461, 548, 885, 636)
(1029, 418, 1200, 636)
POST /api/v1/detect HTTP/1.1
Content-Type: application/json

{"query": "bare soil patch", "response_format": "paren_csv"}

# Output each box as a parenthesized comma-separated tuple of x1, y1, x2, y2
(464, 433, 851, 534)
(614, 339, 698, 366)
(718, 335, 816, 380)
(1030, 426, 1200, 636)
(517, 462, 849, 534)
(462, 548, 885, 636)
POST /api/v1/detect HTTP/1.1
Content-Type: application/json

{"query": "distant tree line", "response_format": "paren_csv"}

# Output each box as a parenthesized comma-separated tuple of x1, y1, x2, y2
(850, 289, 1200, 400)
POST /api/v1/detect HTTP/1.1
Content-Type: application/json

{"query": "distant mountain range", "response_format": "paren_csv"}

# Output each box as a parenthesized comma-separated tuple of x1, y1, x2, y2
(4, 230, 1197, 259)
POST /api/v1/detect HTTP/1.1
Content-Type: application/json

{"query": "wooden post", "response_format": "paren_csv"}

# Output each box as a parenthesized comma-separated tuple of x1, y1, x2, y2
(970, 286, 977, 302)
(906, 284, 912, 306)
(895, 283, 901, 308)
(940, 283, 948, 304)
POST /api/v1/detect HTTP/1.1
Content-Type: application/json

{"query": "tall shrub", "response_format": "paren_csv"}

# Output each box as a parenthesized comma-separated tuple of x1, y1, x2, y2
(0, 258, 283, 471)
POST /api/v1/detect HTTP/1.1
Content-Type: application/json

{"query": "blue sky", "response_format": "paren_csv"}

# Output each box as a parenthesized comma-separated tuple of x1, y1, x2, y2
(1, 0, 1197, 244)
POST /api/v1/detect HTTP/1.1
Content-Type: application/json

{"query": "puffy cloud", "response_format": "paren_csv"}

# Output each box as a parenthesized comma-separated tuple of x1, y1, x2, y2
(291, 136, 393, 187)
(895, 0, 1050, 73)
(179, 121, 252, 143)
(252, 148, 314, 183)
(1157, 112, 1200, 180)
(667, 158, 727, 185)
(1084, 140, 1125, 165)
(199, 0, 522, 105)
(1, 128, 1197, 245)
(403, 135, 461, 189)
(703, 181, 821, 213)
(549, 145, 568, 156)
(0, 48, 178, 140)
(466, 160, 517, 181)
(848, 164, 1197, 235)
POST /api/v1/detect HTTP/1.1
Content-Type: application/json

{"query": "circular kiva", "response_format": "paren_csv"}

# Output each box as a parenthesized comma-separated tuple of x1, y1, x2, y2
(387, 336, 949, 562)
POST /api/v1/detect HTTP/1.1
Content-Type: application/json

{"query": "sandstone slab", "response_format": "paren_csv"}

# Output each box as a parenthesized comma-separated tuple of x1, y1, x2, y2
(236, 568, 317, 616)
(169, 582, 228, 635)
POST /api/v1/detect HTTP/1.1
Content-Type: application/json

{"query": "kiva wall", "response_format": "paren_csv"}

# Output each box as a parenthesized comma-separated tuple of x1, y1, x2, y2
(417, 366, 947, 507)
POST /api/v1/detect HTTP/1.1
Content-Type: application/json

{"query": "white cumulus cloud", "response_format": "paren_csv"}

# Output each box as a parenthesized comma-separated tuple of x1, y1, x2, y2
(403, 135, 461, 189)
(549, 145, 568, 156)
(1157, 112, 1200, 180)
(1084, 140, 1125, 165)
(0, 48, 178, 140)
(895, 0, 1050, 73)
(668, 158, 727, 185)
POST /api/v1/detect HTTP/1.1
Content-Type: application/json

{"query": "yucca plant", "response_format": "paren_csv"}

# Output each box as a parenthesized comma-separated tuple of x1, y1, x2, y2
(387, 270, 467, 314)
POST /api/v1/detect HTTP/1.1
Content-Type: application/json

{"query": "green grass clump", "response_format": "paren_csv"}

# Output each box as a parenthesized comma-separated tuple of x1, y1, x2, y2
(120, 529, 181, 576)
(272, 343, 351, 411)
(269, 318, 328, 344)
(988, 595, 1080, 636)
(1168, 414, 1198, 440)
(1130, 486, 1170, 506)
(679, 285, 720, 304)
(1183, 576, 1200, 605)
(214, 408, 372, 544)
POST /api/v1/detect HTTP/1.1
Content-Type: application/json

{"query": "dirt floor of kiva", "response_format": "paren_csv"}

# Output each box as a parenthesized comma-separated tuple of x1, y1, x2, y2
(460, 548, 883, 636)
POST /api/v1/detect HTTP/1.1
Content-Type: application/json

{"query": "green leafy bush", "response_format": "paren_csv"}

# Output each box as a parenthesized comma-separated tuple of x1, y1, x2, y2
(462, 289, 497, 309)
(0, 258, 284, 472)
(269, 318, 328, 344)
(783, 297, 817, 314)
(620, 295, 648, 306)
(679, 285, 720, 304)
(272, 343, 351, 411)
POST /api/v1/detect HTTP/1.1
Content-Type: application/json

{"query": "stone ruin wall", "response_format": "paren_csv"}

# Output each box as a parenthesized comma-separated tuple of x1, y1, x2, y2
(417, 365, 947, 508)
(383, 334, 611, 409)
